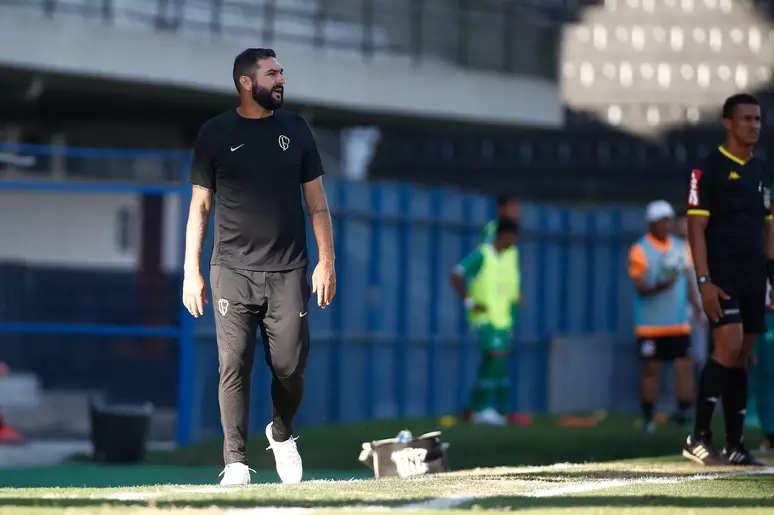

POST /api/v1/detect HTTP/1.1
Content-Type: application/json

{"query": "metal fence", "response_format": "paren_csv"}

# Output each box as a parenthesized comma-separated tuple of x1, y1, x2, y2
(0, 144, 657, 446)
(0, 0, 560, 78)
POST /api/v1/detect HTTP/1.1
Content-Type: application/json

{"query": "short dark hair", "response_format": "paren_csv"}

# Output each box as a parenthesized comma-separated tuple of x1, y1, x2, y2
(722, 93, 759, 119)
(496, 194, 517, 207)
(496, 218, 520, 236)
(232, 48, 277, 92)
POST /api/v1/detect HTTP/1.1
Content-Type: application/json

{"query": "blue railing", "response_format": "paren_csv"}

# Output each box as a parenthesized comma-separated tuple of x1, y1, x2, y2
(0, 142, 190, 184)
(0, 144, 648, 445)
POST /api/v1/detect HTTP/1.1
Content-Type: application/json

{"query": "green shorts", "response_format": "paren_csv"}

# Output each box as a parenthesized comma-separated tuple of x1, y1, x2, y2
(476, 324, 511, 353)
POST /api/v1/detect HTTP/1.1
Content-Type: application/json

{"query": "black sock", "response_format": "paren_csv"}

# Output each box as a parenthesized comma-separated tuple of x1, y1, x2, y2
(722, 367, 748, 448)
(642, 401, 654, 424)
(693, 358, 729, 439)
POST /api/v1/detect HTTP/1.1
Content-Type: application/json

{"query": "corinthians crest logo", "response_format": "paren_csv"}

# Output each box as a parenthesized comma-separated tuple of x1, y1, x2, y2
(278, 135, 290, 151)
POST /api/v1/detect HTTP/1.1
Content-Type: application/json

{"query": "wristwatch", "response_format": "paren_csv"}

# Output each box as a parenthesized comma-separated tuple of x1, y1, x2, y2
(697, 275, 711, 285)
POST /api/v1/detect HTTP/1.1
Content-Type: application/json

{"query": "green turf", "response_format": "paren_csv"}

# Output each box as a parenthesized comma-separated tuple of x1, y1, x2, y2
(468, 474, 774, 512)
(98, 415, 764, 471)
(2, 415, 769, 514)
(1, 458, 773, 514)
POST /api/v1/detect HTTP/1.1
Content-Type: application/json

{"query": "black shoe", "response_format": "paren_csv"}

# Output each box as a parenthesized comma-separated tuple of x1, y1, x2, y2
(682, 434, 725, 466)
(722, 443, 765, 466)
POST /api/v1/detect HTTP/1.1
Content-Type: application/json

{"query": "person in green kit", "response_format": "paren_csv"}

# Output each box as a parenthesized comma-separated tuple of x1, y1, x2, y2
(480, 195, 523, 329)
(450, 218, 521, 425)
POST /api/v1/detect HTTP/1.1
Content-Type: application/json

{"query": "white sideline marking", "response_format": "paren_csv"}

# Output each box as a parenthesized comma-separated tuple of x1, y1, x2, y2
(105, 486, 241, 500)
(105, 492, 160, 501)
(526, 466, 774, 497)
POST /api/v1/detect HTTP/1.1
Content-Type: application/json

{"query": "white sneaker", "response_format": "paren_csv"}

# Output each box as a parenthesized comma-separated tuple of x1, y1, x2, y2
(218, 462, 254, 485)
(265, 422, 303, 484)
(472, 408, 507, 426)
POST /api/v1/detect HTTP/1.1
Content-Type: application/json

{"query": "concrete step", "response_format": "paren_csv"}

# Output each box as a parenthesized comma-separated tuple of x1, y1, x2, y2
(3, 390, 176, 442)
(0, 373, 41, 409)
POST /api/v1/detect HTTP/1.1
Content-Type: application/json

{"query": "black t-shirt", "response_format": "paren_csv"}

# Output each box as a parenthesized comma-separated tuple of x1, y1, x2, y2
(188, 109, 324, 271)
(686, 146, 773, 266)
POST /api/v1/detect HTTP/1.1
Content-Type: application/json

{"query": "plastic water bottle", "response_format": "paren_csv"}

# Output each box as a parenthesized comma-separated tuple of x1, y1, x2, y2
(396, 430, 413, 443)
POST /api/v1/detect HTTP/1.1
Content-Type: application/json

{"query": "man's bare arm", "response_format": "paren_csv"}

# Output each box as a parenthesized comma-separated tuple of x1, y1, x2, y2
(302, 177, 334, 263)
(687, 215, 710, 278)
(687, 271, 701, 314)
(184, 185, 213, 273)
(632, 276, 674, 297)
(449, 270, 468, 300)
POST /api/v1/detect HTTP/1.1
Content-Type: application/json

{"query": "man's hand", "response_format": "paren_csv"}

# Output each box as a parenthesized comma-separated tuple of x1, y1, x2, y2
(312, 259, 336, 308)
(464, 297, 485, 312)
(634, 276, 676, 297)
(656, 276, 677, 292)
(699, 282, 730, 323)
(768, 284, 774, 309)
(182, 271, 208, 317)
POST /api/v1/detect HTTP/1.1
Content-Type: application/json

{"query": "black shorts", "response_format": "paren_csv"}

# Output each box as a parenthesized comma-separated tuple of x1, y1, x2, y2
(638, 335, 691, 362)
(708, 263, 766, 335)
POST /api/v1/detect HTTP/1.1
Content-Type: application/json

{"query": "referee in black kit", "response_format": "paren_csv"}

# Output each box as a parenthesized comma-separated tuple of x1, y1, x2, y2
(182, 48, 336, 485)
(683, 93, 774, 466)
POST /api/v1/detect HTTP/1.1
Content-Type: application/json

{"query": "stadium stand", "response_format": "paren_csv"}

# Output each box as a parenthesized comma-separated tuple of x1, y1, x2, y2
(368, 0, 774, 202)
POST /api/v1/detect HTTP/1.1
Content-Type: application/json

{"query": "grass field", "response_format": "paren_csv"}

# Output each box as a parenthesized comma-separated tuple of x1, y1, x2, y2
(2, 415, 774, 514)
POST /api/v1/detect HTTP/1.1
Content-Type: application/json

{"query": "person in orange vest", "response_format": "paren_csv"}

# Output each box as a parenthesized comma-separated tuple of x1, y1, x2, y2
(628, 201, 702, 434)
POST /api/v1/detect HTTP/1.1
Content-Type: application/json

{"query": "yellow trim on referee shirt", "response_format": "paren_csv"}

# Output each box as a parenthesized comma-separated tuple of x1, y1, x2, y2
(687, 209, 710, 216)
(718, 145, 749, 166)
(766, 215, 773, 221)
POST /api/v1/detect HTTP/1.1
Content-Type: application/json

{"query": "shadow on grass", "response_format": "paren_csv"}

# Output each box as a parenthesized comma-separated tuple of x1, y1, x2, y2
(2, 493, 773, 511)
(0, 497, 417, 509)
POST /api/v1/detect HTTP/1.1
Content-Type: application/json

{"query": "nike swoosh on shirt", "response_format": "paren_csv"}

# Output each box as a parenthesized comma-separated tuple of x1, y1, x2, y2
(230, 144, 244, 152)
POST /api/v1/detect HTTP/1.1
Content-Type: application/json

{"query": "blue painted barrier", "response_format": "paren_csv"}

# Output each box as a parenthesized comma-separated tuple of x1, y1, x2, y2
(0, 144, 653, 446)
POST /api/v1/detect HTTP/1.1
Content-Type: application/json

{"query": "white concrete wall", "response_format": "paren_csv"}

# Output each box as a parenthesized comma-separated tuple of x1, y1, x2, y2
(162, 192, 182, 273)
(0, 191, 184, 272)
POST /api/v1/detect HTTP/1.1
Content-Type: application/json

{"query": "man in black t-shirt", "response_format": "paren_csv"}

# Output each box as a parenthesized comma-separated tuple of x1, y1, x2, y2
(182, 48, 336, 485)
(683, 93, 774, 466)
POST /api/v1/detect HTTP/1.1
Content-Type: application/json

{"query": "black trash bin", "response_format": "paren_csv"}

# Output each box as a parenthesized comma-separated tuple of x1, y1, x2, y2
(89, 399, 153, 464)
